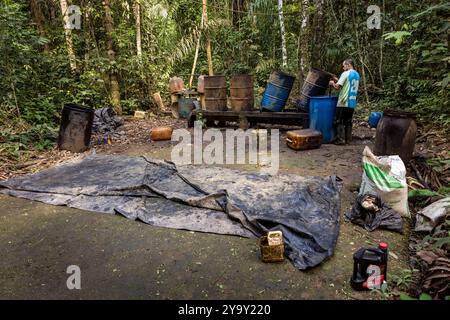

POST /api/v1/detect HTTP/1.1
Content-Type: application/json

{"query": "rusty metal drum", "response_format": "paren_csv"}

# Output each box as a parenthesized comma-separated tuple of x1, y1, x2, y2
(169, 77, 184, 93)
(203, 75, 227, 111)
(230, 74, 254, 111)
(374, 111, 417, 163)
(297, 68, 333, 112)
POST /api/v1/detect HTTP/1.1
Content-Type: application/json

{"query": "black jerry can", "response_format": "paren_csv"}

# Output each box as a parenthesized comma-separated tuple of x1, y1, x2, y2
(351, 242, 388, 291)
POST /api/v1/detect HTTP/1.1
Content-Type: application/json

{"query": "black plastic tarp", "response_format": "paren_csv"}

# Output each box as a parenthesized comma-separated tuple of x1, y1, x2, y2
(0, 155, 342, 270)
(92, 107, 123, 134)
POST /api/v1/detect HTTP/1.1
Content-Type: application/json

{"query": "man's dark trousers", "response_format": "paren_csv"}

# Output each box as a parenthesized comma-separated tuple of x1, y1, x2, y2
(334, 107, 354, 145)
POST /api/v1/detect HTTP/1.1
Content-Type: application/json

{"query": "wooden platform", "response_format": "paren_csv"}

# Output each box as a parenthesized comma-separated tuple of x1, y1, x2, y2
(187, 109, 309, 128)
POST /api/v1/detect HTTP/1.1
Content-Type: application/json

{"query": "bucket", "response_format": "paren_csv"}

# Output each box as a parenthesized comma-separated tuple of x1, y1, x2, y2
(297, 68, 334, 112)
(309, 96, 338, 144)
(368, 112, 383, 128)
(260, 71, 295, 112)
(57, 103, 94, 153)
(177, 97, 195, 118)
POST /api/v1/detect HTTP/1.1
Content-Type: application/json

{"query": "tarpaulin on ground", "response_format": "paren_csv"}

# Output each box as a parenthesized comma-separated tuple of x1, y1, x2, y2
(0, 155, 342, 270)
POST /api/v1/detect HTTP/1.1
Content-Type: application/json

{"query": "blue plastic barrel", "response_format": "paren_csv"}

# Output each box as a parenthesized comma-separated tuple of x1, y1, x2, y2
(309, 96, 338, 143)
(260, 71, 296, 112)
(368, 112, 383, 128)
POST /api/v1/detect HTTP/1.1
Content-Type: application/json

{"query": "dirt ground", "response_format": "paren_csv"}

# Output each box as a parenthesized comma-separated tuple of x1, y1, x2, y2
(0, 116, 416, 299)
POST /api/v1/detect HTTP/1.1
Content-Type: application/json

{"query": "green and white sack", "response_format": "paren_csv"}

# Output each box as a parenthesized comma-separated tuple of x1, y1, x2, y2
(360, 147, 409, 217)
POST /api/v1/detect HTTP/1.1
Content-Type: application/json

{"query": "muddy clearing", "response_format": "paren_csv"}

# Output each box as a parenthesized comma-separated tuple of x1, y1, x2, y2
(0, 115, 446, 299)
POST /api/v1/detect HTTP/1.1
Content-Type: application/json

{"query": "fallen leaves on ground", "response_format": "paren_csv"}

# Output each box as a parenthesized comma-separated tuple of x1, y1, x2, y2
(0, 115, 185, 180)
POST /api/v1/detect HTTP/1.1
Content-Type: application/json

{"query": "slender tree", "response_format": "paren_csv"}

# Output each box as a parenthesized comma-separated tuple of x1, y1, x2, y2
(277, 0, 287, 67)
(134, 1, 142, 58)
(202, 0, 214, 75)
(103, 0, 122, 114)
(297, 0, 310, 84)
(59, 0, 77, 71)
(30, 0, 49, 52)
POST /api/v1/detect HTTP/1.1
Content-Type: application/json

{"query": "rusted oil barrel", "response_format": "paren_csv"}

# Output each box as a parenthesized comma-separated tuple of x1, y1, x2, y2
(169, 77, 184, 93)
(260, 71, 295, 112)
(230, 74, 254, 111)
(297, 68, 333, 112)
(374, 111, 417, 163)
(203, 75, 227, 111)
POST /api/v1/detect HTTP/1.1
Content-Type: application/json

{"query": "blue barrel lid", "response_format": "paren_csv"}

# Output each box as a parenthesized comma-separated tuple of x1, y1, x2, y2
(309, 95, 338, 100)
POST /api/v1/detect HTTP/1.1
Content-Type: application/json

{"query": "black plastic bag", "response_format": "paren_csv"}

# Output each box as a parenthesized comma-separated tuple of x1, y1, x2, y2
(346, 193, 403, 233)
(92, 107, 123, 134)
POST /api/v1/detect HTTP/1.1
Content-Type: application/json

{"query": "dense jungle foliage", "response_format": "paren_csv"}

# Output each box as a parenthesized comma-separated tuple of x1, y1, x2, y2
(0, 0, 449, 155)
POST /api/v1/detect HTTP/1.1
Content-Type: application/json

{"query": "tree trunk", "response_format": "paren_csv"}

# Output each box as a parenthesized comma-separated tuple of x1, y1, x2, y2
(189, 13, 204, 88)
(232, 0, 244, 27)
(277, 0, 287, 68)
(103, 0, 122, 115)
(379, 0, 385, 88)
(297, 0, 310, 85)
(59, 0, 77, 71)
(30, 0, 49, 52)
(351, 1, 369, 104)
(312, 0, 324, 65)
(202, 0, 214, 76)
(134, 1, 142, 58)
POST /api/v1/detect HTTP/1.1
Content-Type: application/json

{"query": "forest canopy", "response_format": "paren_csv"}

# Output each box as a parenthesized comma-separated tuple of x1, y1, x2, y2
(0, 0, 449, 143)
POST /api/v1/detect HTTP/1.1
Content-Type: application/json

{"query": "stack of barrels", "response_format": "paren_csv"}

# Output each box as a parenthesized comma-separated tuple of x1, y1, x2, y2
(200, 74, 255, 111)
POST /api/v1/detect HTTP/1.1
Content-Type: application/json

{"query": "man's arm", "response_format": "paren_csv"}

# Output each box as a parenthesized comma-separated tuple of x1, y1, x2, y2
(330, 71, 348, 90)
(329, 80, 340, 90)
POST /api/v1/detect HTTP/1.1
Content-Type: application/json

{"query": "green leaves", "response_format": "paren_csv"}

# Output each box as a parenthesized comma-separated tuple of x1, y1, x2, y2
(399, 293, 433, 300)
(382, 31, 412, 46)
(408, 189, 441, 200)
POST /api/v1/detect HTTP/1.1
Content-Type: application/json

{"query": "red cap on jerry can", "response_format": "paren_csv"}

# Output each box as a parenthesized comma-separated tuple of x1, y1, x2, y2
(379, 242, 388, 250)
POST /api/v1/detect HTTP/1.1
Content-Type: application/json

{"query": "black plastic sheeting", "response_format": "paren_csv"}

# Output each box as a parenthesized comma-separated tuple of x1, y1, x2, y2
(345, 194, 403, 233)
(0, 155, 342, 270)
(92, 107, 123, 134)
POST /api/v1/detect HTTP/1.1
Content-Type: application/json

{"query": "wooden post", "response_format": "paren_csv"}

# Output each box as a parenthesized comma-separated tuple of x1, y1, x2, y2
(153, 92, 166, 110)
(202, 0, 214, 76)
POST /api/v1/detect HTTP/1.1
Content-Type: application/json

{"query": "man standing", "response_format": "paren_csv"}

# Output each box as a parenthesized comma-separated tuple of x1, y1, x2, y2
(329, 59, 360, 145)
